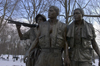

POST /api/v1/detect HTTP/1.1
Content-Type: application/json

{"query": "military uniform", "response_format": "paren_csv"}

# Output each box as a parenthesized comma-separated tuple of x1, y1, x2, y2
(67, 19, 96, 66)
(35, 20, 67, 66)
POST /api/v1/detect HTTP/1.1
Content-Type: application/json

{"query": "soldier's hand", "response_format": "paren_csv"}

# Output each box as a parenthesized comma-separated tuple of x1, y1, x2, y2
(23, 51, 30, 63)
(23, 56, 28, 63)
(16, 24, 21, 29)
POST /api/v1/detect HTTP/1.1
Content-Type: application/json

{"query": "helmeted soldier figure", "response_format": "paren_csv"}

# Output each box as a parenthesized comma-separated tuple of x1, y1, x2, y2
(16, 14, 46, 66)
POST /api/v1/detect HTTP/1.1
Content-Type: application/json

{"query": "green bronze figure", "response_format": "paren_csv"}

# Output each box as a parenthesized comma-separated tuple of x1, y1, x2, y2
(16, 14, 46, 66)
(67, 8, 100, 66)
(33, 6, 70, 66)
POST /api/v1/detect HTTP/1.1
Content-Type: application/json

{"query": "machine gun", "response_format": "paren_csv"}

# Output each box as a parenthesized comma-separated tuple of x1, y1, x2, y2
(6, 19, 39, 27)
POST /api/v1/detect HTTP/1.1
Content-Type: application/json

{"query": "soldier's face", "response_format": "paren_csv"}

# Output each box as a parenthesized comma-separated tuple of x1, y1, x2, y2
(73, 10, 82, 21)
(48, 7, 57, 19)
(37, 16, 43, 23)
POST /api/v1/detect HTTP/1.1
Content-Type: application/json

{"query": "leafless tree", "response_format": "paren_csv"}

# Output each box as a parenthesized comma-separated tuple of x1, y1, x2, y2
(0, 0, 19, 32)
(57, 0, 93, 24)
(17, 0, 51, 24)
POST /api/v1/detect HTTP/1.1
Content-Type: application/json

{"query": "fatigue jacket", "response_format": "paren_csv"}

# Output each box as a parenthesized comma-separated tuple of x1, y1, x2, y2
(35, 20, 67, 66)
(67, 19, 96, 62)
(38, 20, 67, 49)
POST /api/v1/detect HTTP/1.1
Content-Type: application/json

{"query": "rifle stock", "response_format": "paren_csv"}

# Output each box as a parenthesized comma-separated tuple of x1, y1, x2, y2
(6, 19, 39, 27)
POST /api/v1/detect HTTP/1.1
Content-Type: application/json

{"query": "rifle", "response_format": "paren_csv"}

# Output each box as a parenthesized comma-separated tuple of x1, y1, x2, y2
(6, 19, 39, 27)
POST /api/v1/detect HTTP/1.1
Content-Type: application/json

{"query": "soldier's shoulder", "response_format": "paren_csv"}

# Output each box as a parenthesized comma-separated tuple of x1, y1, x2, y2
(85, 21, 93, 28)
(59, 21, 65, 24)
(67, 21, 74, 29)
(39, 21, 49, 25)
(59, 21, 67, 27)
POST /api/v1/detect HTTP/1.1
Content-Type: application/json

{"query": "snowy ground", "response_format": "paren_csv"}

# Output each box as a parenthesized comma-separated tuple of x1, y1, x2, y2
(92, 59, 99, 66)
(0, 59, 25, 66)
(0, 54, 99, 66)
(0, 54, 25, 66)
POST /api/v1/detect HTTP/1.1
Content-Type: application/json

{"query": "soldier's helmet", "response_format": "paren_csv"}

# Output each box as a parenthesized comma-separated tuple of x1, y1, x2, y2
(35, 14, 46, 23)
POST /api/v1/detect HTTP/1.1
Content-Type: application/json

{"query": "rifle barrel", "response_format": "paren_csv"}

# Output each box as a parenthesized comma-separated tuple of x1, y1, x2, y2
(7, 19, 38, 27)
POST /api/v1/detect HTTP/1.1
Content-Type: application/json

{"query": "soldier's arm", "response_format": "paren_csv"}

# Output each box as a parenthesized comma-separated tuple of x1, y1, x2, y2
(23, 38, 39, 63)
(92, 39, 100, 57)
(16, 24, 30, 40)
(16, 24, 23, 40)
(28, 28, 40, 54)
(29, 38, 39, 53)
(91, 24, 100, 58)
(64, 25, 70, 66)
(64, 41, 70, 61)
(23, 34, 39, 63)
(91, 38, 100, 66)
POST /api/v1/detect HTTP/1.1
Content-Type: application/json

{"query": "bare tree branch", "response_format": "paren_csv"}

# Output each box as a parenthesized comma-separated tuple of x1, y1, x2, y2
(83, 0, 91, 9)
(69, 15, 100, 17)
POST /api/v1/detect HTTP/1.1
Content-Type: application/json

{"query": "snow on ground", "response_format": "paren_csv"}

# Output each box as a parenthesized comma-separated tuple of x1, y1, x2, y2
(0, 54, 99, 66)
(0, 59, 25, 66)
(0, 54, 25, 66)
(92, 59, 99, 66)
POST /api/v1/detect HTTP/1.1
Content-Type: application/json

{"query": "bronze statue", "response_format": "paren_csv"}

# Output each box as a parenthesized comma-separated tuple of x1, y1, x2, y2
(33, 6, 70, 66)
(16, 14, 46, 66)
(16, 6, 70, 66)
(67, 8, 100, 66)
